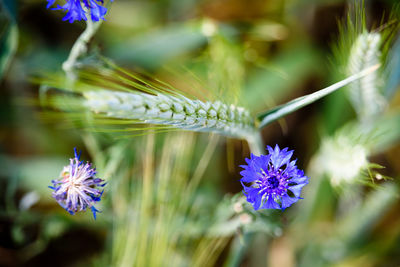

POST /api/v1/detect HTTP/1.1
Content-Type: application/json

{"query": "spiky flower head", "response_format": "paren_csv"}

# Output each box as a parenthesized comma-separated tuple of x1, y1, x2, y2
(240, 145, 309, 211)
(49, 148, 105, 219)
(46, 0, 113, 23)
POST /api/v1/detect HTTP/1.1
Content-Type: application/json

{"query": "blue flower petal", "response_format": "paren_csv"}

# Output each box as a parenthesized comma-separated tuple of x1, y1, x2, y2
(61, 0, 87, 23)
(252, 193, 262, 210)
(88, 0, 108, 22)
(46, 0, 113, 23)
(290, 176, 308, 185)
(240, 170, 258, 183)
(281, 194, 299, 209)
(46, 0, 56, 8)
(261, 195, 280, 209)
(277, 150, 294, 168)
(91, 206, 100, 220)
(288, 184, 307, 198)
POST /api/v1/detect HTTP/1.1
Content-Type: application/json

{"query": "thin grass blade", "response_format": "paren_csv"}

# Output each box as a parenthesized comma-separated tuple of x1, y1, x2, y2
(257, 64, 380, 129)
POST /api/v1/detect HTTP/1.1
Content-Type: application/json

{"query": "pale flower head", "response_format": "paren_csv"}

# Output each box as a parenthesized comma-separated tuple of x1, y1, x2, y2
(312, 134, 368, 186)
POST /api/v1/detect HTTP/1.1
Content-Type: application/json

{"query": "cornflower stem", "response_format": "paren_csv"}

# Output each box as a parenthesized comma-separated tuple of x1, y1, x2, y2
(246, 131, 264, 156)
(224, 232, 254, 267)
(62, 18, 103, 80)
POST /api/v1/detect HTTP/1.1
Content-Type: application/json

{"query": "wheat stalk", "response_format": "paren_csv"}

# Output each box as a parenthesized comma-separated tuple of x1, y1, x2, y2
(83, 89, 257, 139)
(347, 32, 386, 120)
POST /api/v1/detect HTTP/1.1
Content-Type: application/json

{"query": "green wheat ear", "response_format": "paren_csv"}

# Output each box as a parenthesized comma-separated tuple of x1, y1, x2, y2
(83, 89, 256, 139)
(37, 57, 266, 154)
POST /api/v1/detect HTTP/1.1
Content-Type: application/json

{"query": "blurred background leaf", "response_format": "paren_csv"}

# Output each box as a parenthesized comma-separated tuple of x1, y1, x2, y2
(0, 0, 18, 80)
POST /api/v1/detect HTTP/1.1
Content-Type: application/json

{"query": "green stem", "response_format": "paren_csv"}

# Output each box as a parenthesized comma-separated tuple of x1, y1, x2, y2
(223, 232, 253, 267)
(246, 130, 264, 155)
(62, 18, 103, 80)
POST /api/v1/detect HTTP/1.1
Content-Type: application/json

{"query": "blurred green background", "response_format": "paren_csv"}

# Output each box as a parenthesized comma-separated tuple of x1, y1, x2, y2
(1, 0, 400, 266)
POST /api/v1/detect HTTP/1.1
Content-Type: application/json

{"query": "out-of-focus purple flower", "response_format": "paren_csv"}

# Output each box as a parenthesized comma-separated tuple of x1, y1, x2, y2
(46, 0, 114, 23)
(240, 145, 309, 211)
(49, 148, 105, 219)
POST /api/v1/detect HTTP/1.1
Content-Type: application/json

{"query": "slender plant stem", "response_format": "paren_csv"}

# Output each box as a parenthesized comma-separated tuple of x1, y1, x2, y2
(246, 131, 264, 155)
(62, 18, 103, 80)
(223, 232, 253, 267)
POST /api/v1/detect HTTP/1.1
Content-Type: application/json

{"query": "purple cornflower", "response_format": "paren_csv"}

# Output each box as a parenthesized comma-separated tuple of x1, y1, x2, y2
(49, 148, 105, 219)
(240, 145, 309, 211)
(46, 0, 114, 23)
